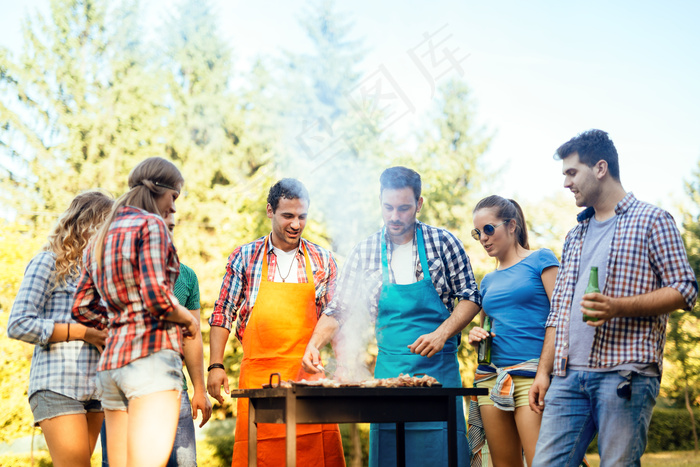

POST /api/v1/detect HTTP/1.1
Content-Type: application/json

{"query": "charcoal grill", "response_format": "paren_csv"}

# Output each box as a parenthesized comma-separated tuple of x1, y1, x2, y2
(231, 383, 487, 467)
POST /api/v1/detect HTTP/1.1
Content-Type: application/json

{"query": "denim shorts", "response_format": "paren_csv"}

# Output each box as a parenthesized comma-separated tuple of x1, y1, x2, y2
(97, 349, 184, 411)
(29, 390, 102, 425)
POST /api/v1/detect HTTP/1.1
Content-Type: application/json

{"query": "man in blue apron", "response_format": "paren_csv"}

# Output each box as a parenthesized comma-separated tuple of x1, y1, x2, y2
(303, 166, 482, 466)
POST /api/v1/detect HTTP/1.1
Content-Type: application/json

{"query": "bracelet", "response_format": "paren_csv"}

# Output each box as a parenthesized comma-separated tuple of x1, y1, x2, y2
(66, 323, 71, 342)
(208, 363, 225, 372)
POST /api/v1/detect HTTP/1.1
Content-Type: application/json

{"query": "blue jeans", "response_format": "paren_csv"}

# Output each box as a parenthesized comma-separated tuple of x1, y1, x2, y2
(100, 391, 197, 467)
(532, 370, 659, 467)
(168, 391, 197, 467)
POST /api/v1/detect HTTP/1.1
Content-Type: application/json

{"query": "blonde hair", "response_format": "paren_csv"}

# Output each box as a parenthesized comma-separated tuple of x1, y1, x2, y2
(93, 157, 184, 268)
(44, 191, 114, 286)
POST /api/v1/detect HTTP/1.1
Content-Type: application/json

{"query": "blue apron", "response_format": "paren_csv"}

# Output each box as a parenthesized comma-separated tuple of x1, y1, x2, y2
(369, 227, 469, 467)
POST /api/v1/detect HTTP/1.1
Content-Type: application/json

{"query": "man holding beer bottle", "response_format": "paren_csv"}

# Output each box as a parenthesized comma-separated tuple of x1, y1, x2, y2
(529, 129, 698, 466)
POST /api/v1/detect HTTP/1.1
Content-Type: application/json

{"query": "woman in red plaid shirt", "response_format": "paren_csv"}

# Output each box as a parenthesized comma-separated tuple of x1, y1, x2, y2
(73, 157, 199, 467)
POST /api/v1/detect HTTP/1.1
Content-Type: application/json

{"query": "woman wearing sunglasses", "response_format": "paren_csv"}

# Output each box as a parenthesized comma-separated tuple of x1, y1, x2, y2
(467, 195, 559, 467)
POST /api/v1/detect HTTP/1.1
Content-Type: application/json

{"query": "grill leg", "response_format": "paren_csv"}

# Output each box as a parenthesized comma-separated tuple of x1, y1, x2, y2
(286, 390, 297, 467)
(448, 396, 457, 467)
(248, 399, 256, 467)
(396, 422, 405, 467)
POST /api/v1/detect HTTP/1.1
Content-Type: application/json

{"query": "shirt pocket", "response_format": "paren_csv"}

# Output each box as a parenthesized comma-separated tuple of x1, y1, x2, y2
(426, 258, 447, 291)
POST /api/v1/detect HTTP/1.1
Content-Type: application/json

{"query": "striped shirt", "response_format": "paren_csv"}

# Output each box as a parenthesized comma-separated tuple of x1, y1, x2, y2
(72, 206, 183, 371)
(546, 193, 698, 376)
(209, 235, 338, 342)
(174, 262, 200, 391)
(8, 251, 101, 401)
(174, 263, 200, 311)
(324, 221, 481, 321)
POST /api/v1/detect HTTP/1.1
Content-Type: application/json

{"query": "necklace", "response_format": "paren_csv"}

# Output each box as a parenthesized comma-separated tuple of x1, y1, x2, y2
(275, 251, 296, 282)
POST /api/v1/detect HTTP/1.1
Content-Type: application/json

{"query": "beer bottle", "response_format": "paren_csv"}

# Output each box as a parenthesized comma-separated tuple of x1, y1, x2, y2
(583, 266, 599, 322)
(477, 315, 492, 364)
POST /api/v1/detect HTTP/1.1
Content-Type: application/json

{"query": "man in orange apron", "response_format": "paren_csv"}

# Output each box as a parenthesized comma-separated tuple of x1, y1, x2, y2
(302, 167, 482, 466)
(207, 179, 345, 467)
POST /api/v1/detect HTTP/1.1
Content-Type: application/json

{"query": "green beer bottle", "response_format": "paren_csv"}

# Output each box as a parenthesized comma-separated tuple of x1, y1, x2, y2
(477, 315, 492, 364)
(583, 266, 599, 322)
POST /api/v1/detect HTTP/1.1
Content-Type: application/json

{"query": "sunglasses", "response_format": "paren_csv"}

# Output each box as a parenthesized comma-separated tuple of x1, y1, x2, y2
(471, 220, 508, 241)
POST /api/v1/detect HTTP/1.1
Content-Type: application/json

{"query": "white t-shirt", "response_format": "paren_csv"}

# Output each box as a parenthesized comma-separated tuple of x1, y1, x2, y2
(390, 240, 417, 285)
(272, 246, 299, 283)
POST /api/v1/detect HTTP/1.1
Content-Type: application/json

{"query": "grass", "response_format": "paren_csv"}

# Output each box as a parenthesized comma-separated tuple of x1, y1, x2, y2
(586, 450, 700, 466)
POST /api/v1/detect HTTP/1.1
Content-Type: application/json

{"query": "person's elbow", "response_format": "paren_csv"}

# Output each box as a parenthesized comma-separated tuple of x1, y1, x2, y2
(6, 318, 22, 340)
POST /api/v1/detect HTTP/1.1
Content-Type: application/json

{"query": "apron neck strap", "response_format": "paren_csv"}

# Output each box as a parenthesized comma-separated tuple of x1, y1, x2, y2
(381, 224, 430, 283)
(262, 236, 313, 283)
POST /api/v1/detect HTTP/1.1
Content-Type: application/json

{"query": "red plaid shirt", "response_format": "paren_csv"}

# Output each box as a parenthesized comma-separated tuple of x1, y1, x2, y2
(209, 235, 337, 343)
(546, 193, 698, 376)
(72, 206, 183, 371)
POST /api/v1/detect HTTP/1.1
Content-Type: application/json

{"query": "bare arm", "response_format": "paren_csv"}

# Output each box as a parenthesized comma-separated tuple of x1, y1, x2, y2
(582, 286, 687, 326)
(182, 308, 212, 427)
(408, 298, 481, 358)
(207, 325, 231, 404)
(529, 326, 555, 413)
(301, 314, 340, 373)
(48, 323, 107, 351)
(164, 304, 200, 338)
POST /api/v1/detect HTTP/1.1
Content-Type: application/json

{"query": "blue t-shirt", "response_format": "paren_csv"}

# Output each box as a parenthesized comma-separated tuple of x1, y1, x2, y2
(480, 249, 559, 367)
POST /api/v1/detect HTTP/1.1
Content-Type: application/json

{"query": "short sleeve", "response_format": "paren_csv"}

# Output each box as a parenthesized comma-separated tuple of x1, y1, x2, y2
(537, 248, 560, 274)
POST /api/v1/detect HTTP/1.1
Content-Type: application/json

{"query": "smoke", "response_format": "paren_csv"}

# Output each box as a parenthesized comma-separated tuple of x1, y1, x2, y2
(327, 299, 375, 382)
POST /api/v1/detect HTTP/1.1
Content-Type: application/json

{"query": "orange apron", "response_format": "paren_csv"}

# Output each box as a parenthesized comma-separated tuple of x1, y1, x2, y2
(232, 242, 345, 467)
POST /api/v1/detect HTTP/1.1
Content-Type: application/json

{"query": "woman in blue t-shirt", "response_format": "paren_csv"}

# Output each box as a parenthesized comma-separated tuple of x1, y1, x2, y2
(467, 195, 559, 467)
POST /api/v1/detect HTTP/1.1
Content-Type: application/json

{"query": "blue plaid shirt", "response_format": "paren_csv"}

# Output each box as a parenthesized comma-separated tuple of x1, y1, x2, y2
(546, 193, 698, 376)
(325, 221, 481, 322)
(8, 251, 101, 401)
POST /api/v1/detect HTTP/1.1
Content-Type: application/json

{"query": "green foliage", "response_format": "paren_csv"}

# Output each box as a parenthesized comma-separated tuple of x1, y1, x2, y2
(663, 157, 700, 410)
(0, 222, 49, 443)
(340, 423, 370, 467)
(401, 78, 493, 238)
(277, 0, 389, 256)
(202, 434, 234, 466)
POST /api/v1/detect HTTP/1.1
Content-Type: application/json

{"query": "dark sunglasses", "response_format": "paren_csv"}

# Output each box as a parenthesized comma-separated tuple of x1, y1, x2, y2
(471, 220, 508, 241)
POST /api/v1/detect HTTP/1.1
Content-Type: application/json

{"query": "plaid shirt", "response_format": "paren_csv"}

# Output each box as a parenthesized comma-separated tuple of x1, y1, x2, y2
(72, 206, 183, 371)
(8, 251, 101, 401)
(325, 221, 481, 321)
(209, 235, 338, 342)
(546, 193, 698, 376)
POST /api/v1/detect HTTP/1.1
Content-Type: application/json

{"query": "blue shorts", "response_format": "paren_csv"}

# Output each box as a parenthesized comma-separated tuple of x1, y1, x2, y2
(29, 390, 102, 425)
(97, 349, 184, 411)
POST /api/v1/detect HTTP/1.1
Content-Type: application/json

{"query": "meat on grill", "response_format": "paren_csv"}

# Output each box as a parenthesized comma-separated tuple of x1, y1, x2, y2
(270, 373, 441, 388)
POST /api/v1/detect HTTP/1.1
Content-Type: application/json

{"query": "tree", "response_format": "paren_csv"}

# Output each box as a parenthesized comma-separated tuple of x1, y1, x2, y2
(0, 222, 50, 442)
(278, 0, 394, 257)
(159, 0, 276, 303)
(392, 77, 493, 270)
(666, 158, 700, 454)
(0, 0, 170, 223)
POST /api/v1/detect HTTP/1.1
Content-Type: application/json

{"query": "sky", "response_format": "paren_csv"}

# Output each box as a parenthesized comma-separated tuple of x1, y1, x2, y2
(2, 0, 699, 220)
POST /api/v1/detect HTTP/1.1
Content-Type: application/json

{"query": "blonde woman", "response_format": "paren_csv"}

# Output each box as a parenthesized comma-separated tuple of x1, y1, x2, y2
(8, 191, 114, 467)
(72, 157, 199, 467)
